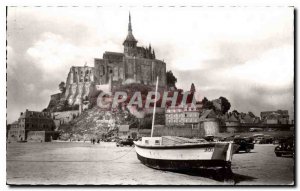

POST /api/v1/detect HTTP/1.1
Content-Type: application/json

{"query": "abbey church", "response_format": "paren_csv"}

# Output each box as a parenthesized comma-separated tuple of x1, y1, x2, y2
(93, 13, 167, 90)
(48, 13, 167, 109)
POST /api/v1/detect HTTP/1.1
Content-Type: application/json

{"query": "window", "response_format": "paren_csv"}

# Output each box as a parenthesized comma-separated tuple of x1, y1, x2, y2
(102, 66, 105, 75)
(145, 140, 149, 144)
(155, 140, 160, 145)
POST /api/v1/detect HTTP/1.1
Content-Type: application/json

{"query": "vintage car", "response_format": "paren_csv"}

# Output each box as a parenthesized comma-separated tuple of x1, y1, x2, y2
(203, 135, 215, 142)
(249, 128, 263, 132)
(233, 137, 254, 153)
(116, 138, 134, 147)
(262, 135, 274, 144)
(274, 137, 294, 157)
(254, 135, 274, 144)
(253, 134, 265, 144)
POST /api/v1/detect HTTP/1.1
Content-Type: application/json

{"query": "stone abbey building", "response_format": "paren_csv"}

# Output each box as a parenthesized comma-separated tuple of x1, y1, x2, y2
(60, 13, 167, 107)
(94, 14, 166, 90)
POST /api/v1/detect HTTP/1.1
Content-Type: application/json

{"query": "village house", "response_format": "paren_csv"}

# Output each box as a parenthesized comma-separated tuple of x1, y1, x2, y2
(117, 123, 138, 139)
(222, 113, 240, 133)
(261, 110, 289, 124)
(165, 106, 200, 126)
(7, 121, 24, 142)
(8, 109, 57, 142)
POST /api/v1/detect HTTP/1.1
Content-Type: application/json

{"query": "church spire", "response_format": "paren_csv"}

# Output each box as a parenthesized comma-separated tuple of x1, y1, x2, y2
(123, 12, 138, 56)
(128, 12, 132, 32)
(123, 12, 137, 47)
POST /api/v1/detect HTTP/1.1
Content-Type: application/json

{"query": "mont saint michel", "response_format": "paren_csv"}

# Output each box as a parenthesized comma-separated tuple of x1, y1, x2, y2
(6, 7, 294, 186)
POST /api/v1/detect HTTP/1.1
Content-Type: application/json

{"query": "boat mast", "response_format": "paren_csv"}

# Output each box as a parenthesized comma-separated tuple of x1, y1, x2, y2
(151, 76, 159, 137)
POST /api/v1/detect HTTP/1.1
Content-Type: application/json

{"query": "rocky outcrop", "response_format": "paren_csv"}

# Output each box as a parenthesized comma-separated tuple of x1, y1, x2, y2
(58, 107, 138, 140)
(47, 93, 62, 110)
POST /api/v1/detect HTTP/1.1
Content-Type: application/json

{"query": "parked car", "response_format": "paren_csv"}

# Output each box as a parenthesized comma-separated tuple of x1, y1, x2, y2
(224, 135, 235, 142)
(273, 136, 285, 145)
(233, 137, 254, 153)
(274, 137, 294, 157)
(254, 137, 264, 144)
(116, 138, 134, 147)
(103, 138, 112, 142)
(215, 136, 226, 142)
(253, 134, 264, 144)
(263, 135, 274, 144)
(249, 128, 263, 132)
(204, 135, 215, 142)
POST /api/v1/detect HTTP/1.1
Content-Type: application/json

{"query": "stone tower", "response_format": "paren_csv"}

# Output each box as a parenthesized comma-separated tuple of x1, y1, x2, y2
(123, 13, 138, 57)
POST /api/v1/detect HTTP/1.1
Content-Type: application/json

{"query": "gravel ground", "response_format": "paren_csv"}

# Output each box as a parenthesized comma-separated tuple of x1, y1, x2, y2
(6, 142, 294, 185)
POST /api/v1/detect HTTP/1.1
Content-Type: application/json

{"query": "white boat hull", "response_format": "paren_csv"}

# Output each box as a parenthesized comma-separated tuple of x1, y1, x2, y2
(134, 141, 235, 171)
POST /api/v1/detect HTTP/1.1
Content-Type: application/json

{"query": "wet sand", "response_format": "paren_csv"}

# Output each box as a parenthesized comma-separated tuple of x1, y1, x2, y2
(6, 142, 294, 185)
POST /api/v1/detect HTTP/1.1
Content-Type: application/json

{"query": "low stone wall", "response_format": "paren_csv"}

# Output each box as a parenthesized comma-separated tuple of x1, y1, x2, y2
(27, 131, 46, 142)
(27, 131, 59, 142)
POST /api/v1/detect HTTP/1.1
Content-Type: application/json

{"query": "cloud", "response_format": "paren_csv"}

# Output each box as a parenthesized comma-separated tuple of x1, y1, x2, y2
(26, 32, 94, 81)
(228, 45, 293, 88)
(171, 44, 294, 118)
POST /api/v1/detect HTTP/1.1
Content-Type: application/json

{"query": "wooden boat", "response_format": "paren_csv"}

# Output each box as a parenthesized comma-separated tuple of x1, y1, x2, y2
(134, 136, 235, 171)
(134, 76, 236, 173)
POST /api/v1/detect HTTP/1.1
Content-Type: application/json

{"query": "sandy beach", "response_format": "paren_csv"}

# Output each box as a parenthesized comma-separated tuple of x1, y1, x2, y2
(7, 142, 294, 185)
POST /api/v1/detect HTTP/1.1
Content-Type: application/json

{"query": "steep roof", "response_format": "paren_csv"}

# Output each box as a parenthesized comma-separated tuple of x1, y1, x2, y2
(124, 32, 137, 43)
(199, 109, 216, 121)
(241, 114, 255, 123)
(226, 114, 239, 122)
(11, 121, 19, 125)
(104, 51, 124, 56)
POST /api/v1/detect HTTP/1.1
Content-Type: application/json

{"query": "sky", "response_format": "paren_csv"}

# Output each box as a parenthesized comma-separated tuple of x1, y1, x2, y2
(7, 7, 294, 123)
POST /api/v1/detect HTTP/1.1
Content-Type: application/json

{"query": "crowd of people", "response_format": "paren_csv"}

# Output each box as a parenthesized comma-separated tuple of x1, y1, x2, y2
(90, 138, 100, 144)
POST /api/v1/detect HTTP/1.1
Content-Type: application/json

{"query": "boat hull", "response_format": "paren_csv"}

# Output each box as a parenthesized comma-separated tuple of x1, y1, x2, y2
(134, 142, 234, 171)
(137, 153, 231, 171)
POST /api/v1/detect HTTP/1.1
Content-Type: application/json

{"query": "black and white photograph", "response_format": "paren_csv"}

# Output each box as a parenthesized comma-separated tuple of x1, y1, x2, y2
(6, 5, 295, 186)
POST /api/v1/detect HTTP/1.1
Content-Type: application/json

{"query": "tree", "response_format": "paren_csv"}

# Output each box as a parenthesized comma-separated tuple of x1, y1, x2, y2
(232, 110, 239, 114)
(219, 96, 231, 114)
(190, 83, 196, 93)
(201, 97, 215, 110)
(201, 97, 209, 105)
(59, 81, 66, 94)
(166, 70, 177, 88)
(232, 110, 240, 117)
